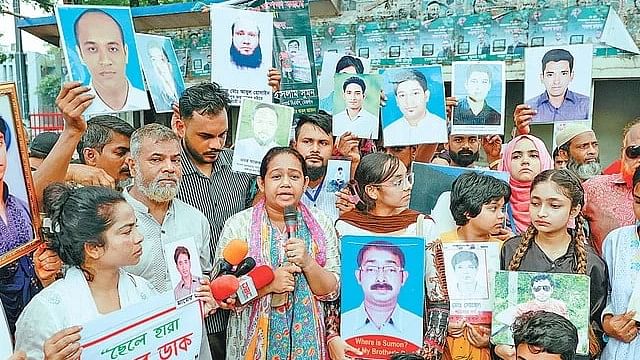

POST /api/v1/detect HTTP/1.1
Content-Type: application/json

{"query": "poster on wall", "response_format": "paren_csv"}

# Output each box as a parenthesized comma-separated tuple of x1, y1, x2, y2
(527, 7, 569, 47)
(490, 10, 530, 61)
(453, 13, 494, 61)
(311, 23, 357, 74)
(418, 17, 456, 65)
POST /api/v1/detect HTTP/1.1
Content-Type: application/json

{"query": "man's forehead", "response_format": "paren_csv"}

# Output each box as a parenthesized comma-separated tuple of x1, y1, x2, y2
(625, 124, 640, 146)
(543, 60, 571, 72)
(234, 21, 259, 33)
(77, 12, 122, 38)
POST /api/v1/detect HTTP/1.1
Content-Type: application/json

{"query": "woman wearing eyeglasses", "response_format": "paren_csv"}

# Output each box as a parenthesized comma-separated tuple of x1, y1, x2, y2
(326, 152, 446, 360)
(600, 166, 640, 359)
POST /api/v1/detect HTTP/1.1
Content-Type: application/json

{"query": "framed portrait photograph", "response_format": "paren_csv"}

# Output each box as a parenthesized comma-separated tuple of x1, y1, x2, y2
(0, 83, 41, 267)
(135, 33, 186, 113)
(210, 5, 273, 106)
(451, 61, 506, 136)
(232, 98, 294, 175)
(524, 44, 593, 124)
(443, 242, 500, 325)
(491, 270, 590, 355)
(340, 235, 425, 358)
(55, 5, 150, 116)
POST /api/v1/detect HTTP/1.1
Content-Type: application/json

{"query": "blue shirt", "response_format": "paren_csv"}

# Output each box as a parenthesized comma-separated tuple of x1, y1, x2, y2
(526, 90, 590, 123)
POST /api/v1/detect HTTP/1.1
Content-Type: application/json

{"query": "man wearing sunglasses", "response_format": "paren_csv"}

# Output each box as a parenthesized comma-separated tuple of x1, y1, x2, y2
(583, 118, 640, 254)
(515, 274, 568, 320)
(341, 240, 423, 347)
(555, 122, 601, 181)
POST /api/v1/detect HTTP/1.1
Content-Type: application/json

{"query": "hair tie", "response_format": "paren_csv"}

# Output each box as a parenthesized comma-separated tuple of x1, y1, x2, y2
(348, 180, 363, 205)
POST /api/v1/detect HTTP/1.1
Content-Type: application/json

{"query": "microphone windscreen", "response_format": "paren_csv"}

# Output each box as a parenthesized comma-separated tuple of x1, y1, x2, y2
(210, 275, 240, 301)
(283, 205, 297, 224)
(233, 257, 256, 277)
(247, 265, 275, 290)
(222, 239, 249, 266)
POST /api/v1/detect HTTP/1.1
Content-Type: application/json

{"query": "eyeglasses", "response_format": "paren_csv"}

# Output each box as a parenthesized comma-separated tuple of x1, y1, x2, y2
(360, 265, 402, 275)
(533, 285, 551, 292)
(625, 145, 640, 160)
(374, 172, 414, 189)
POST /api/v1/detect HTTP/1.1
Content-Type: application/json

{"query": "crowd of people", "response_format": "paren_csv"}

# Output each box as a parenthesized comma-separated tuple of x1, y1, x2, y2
(1, 67, 640, 360)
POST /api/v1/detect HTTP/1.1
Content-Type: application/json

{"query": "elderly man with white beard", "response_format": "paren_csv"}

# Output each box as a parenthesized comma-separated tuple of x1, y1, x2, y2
(122, 124, 214, 360)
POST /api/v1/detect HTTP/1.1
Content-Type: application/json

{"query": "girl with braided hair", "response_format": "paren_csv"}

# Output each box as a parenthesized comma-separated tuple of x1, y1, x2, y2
(496, 169, 608, 360)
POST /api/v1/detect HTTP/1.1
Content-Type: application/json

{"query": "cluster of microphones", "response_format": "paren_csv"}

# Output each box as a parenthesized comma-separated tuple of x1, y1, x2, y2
(208, 206, 299, 306)
(209, 239, 275, 305)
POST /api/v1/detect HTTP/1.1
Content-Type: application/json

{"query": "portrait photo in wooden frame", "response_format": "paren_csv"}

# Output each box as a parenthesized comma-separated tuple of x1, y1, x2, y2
(0, 82, 41, 267)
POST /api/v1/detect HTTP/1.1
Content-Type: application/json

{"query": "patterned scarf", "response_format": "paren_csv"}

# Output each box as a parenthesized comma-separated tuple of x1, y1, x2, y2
(244, 199, 328, 360)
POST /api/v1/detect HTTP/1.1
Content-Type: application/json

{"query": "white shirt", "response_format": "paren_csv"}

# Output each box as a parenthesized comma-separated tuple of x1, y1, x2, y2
(301, 178, 339, 222)
(233, 137, 280, 167)
(85, 80, 149, 116)
(122, 189, 213, 292)
(431, 191, 457, 236)
(333, 108, 379, 139)
(383, 112, 447, 146)
(15, 267, 155, 360)
(341, 302, 423, 346)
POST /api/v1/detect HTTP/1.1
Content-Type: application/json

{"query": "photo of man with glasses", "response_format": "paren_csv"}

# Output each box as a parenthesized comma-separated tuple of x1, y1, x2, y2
(515, 274, 569, 319)
(341, 240, 423, 346)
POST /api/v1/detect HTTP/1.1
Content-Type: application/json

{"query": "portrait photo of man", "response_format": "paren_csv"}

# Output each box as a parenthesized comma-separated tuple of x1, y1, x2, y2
(285, 38, 312, 84)
(56, 6, 149, 115)
(232, 99, 294, 175)
(515, 274, 569, 319)
(173, 246, 202, 301)
(448, 251, 487, 299)
(341, 240, 423, 346)
(382, 67, 447, 146)
(210, 7, 273, 105)
(525, 46, 592, 123)
(453, 62, 503, 129)
(230, 19, 262, 70)
(136, 34, 185, 113)
(332, 75, 380, 139)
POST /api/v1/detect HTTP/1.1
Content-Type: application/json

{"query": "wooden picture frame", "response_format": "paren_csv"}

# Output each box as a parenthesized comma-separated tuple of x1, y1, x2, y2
(0, 82, 41, 267)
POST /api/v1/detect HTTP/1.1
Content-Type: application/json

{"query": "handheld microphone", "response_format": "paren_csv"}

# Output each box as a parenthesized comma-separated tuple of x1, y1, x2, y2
(236, 265, 275, 305)
(232, 257, 256, 277)
(283, 205, 297, 239)
(209, 275, 240, 301)
(213, 239, 249, 278)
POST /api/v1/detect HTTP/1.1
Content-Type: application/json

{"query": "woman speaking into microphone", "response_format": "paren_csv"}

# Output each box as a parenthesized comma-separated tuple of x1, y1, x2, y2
(216, 147, 340, 360)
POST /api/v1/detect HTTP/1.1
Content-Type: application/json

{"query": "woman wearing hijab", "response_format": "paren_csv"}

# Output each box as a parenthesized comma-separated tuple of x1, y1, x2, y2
(498, 134, 553, 234)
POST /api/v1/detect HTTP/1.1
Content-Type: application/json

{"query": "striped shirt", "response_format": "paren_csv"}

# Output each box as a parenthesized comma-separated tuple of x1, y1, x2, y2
(177, 145, 255, 334)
